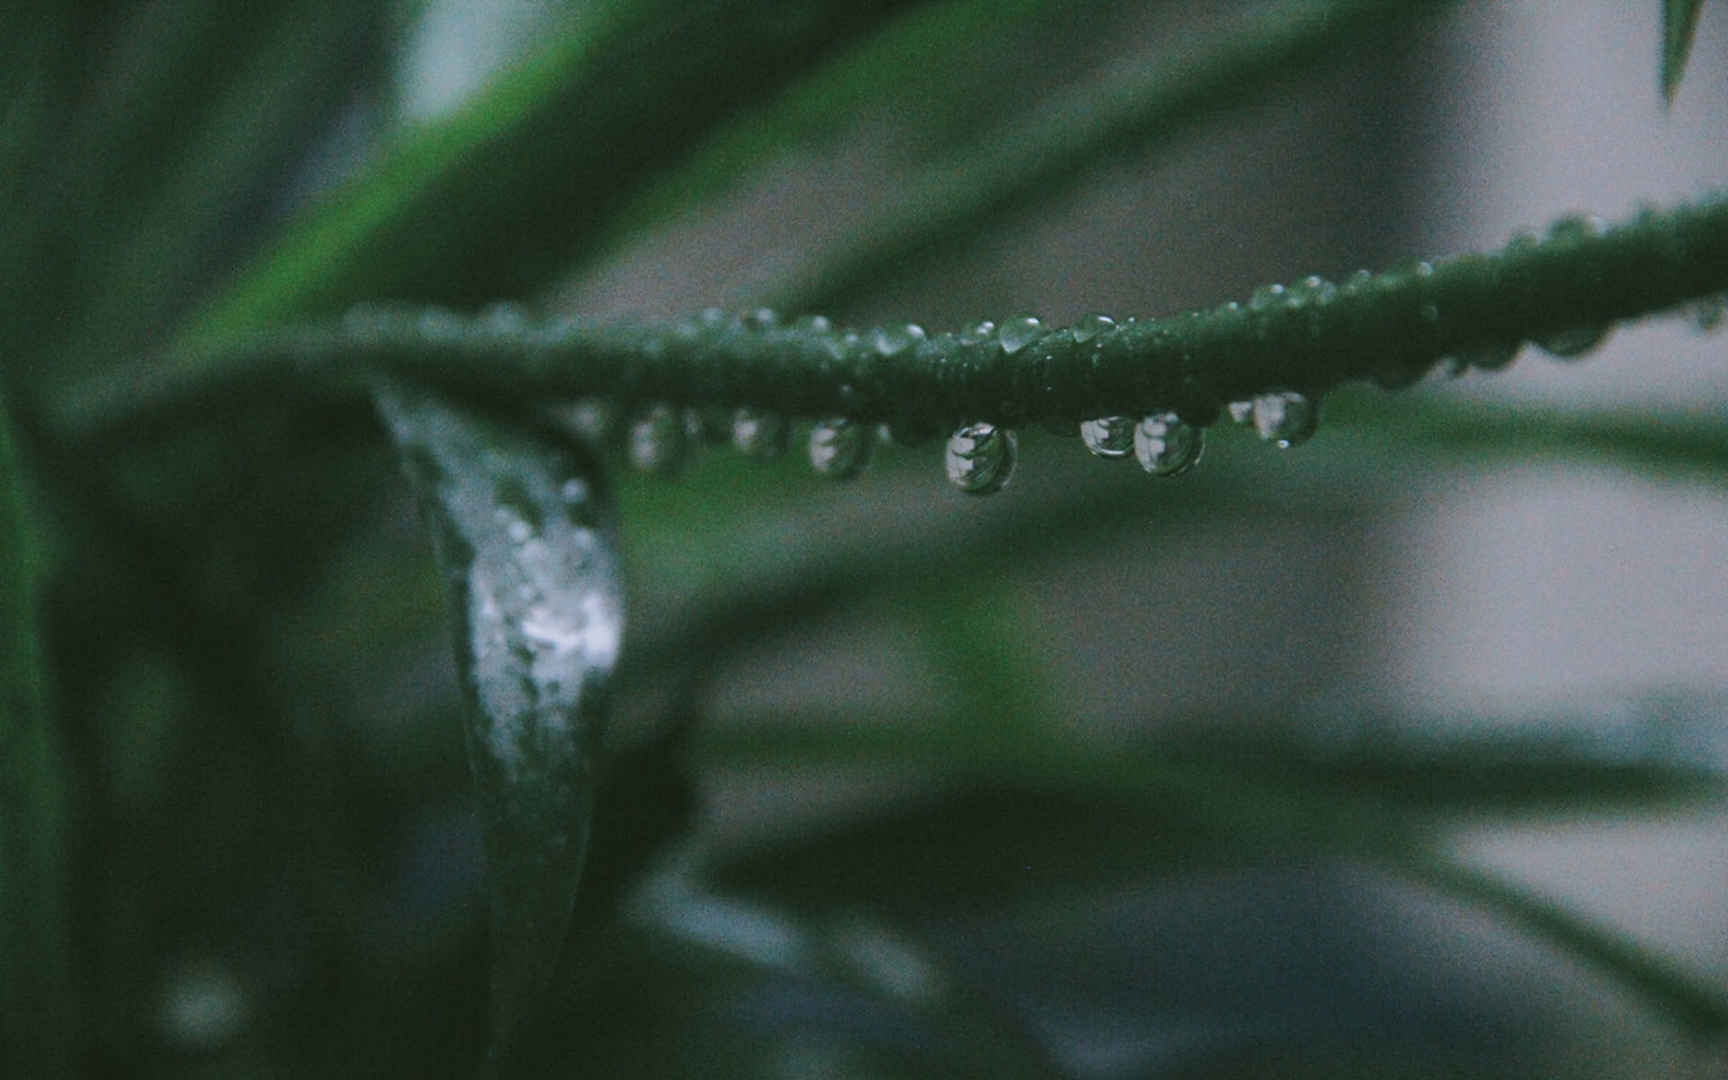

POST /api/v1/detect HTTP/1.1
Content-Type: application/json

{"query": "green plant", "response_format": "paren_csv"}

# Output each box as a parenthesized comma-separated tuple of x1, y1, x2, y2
(5, 1, 1728, 1076)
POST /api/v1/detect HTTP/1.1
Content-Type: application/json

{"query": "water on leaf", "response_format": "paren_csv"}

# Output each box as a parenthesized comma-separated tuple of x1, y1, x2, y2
(792, 313, 833, 335)
(731, 408, 788, 458)
(1070, 313, 1116, 342)
(1079, 416, 1134, 458)
(1249, 283, 1288, 310)
(738, 307, 778, 330)
(1252, 391, 1319, 448)
(1226, 400, 1255, 426)
(870, 323, 926, 357)
(1134, 412, 1203, 477)
(958, 319, 998, 346)
(944, 422, 1017, 495)
(627, 404, 685, 474)
(371, 380, 622, 1059)
(997, 315, 1043, 354)
(808, 418, 872, 480)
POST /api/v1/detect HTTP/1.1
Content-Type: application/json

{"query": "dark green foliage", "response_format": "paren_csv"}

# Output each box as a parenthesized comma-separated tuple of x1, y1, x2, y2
(4, 1, 1727, 1076)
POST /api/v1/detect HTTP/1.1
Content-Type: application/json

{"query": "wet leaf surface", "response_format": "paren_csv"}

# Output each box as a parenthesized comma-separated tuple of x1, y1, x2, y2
(373, 379, 624, 1065)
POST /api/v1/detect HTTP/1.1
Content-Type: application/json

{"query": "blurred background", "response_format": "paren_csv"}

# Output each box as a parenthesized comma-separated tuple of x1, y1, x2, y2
(13, 1, 1728, 1076)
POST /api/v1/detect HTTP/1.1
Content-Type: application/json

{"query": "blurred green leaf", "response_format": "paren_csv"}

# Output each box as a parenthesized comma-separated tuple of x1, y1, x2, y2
(175, 0, 935, 353)
(373, 381, 624, 1067)
(1663, 0, 1707, 102)
(0, 388, 71, 1075)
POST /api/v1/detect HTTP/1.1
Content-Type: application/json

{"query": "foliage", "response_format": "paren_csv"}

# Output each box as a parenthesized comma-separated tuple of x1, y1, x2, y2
(3, 1, 1727, 1076)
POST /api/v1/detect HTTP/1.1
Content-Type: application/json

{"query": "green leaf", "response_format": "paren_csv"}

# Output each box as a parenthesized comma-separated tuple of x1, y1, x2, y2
(372, 380, 624, 1065)
(0, 388, 72, 1075)
(174, 0, 932, 353)
(1663, 0, 1707, 103)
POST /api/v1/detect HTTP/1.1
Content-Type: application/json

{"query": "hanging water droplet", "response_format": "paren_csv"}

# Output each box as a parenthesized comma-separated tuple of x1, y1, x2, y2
(1457, 341, 1519, 371)
(559, 477, 590, 505)
(1535, 324, 1609, 359)
(549, 399, 614, 444)
(1226, 400, 1255, 426)
(1133, 412, 1203, 477)
(627, 404, 685, 474)
(808, 419, 872, 480)
(738, 307, 778, 330)
(1070, 313, 1116, 342)
(870, 323, 926, 357)
(731, 408, 788, 458)
(1079, 416, 1135, 458)
(478, 301, 531, 333)
(683, 407, 731, 446)
(1252, 391, 1319, 448)
(997, 315, 1043, 354)
(944, 422, 1017, 495)
(792, 314, 833, 335)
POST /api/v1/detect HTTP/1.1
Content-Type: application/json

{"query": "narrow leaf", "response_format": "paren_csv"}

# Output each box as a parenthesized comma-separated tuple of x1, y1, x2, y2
(0, 388, 72, 1074)
(372, 380, 624, 1063)
(1663, 0, 1707, 103)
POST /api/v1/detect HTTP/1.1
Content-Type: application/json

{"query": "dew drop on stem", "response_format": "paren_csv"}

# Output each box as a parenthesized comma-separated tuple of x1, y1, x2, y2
(731, 408, 788, 458)
(1079, 416, 1135, 458)
(870, 323, 926, 357)
(997, 315, 1043, 354)
(1251, 391, 1319, 449)
(944, 422, 1017, 495)
(1133, 412, 1203, 477)
(1070, 313, 1116, 342)
(627, 403, 685, 474)
(958, 319, 997, 346)
(809, 418, 873, 480)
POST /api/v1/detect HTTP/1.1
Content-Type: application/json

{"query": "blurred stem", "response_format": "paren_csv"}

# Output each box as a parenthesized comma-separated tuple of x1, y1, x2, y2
(0, 388, 72, 1075)
(1403, 856, 1728, 1039)
(66, 192, 1728, 447)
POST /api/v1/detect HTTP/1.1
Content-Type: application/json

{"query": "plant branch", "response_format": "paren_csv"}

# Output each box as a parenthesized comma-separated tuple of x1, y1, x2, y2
(61, 192, 1728, 445)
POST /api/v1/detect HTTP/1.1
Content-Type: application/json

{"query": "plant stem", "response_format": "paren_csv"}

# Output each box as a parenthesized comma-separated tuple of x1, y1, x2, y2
(63, 192, 1728, 444)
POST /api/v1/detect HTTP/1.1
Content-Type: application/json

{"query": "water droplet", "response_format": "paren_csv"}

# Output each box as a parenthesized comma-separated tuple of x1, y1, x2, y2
(1458, 341, 1519, 371)
(478, 301, 531, 332)
(1690, 294, 1725, 332)
(792, 314, 833, 335)
(808, 419, 872, 480)
(627, 404, 685, 474)
(821, 330, 859, 360)
(1079, 416, 1135, 458)
(738, 307, 778, 330)
(559, 477, 590, 504)
(697, 306, 727, 327)
(1133, 412, 1203, 477)
(958, 319, 997, 346)
(1535, 324, 1609, 359)
(944, 422, 1017, 495)
(1249, 283, 1289, 311)
(997, 315, 1043, 354)
(1070, 313, 1116, 342)
(1226, 400, 1255, 426)
(1289, 275, 1335, 303)
(550, 399, 613, 443)
(1252, 391, 1319, 448)
(731, 408, 788, 458)
(870, 323, 926, 357)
